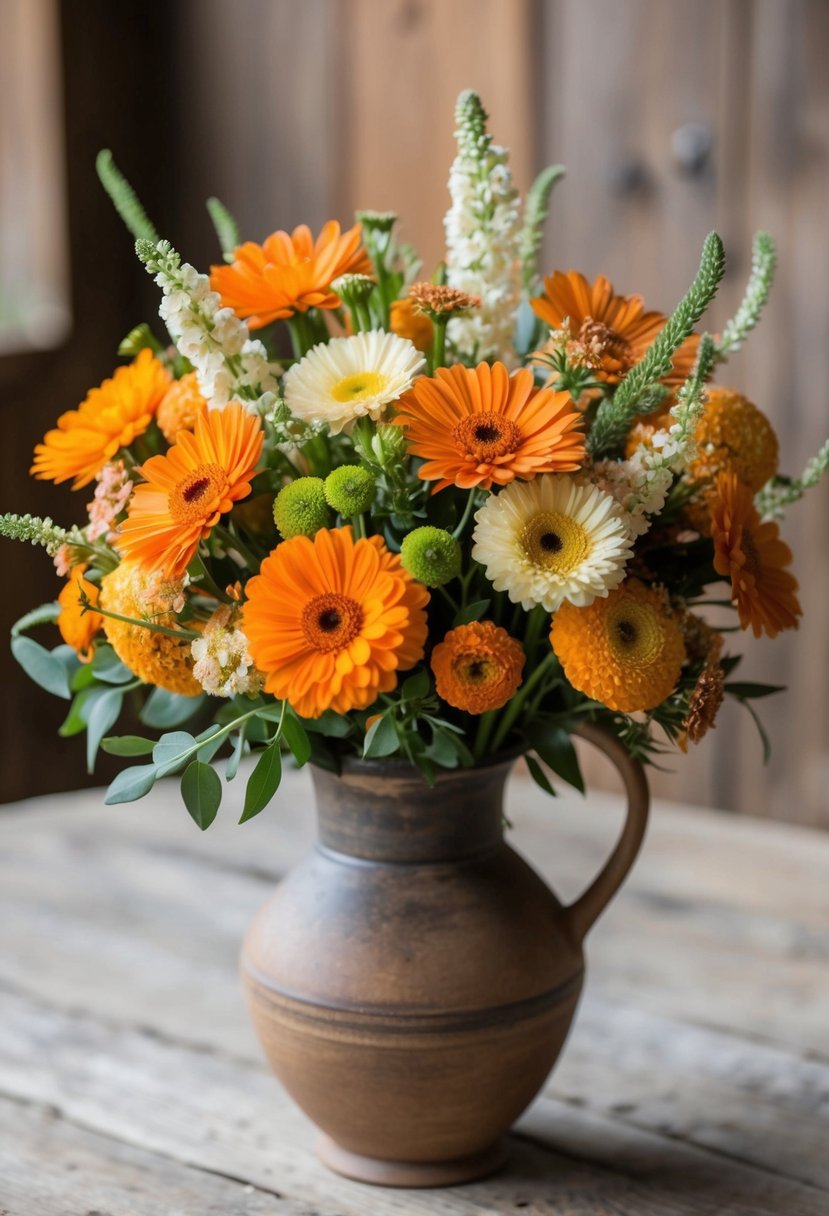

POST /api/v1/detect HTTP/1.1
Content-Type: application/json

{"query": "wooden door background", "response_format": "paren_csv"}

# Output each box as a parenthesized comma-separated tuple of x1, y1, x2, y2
(2, 0, 827, 826)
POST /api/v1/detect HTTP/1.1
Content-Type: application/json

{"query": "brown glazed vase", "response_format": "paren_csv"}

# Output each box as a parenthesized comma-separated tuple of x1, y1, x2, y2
(241, 722, 649, 1188)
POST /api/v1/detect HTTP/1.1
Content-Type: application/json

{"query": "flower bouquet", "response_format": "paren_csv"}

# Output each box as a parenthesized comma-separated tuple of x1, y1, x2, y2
(3, 89, 828, 1183)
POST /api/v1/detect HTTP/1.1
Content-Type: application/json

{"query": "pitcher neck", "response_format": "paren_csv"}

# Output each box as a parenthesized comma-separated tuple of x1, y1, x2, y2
(310, 755, 518, 863)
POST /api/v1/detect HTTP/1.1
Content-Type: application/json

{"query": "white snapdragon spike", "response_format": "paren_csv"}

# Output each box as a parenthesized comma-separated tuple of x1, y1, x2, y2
(191, 606, 263, 698)
(139, 240, 278, 410)
(472, 475, 634, 613)
(444, 91, 522, 366)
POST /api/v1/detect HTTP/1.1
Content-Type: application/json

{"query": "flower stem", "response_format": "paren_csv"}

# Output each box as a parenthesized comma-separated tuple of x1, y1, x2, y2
(451, 490, 479, 540)
(430, 317, 449, 372)
(473, 709, 498, 761)
(490, 651, 558, 755)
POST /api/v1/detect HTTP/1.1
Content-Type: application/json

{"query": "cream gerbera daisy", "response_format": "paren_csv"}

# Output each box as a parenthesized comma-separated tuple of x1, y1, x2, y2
(283, 330, 425, 436)
(472, 475, 634, 613)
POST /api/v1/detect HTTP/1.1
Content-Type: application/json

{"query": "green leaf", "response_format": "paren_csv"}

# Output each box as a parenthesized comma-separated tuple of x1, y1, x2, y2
(741, 699, 772, 765)
(206, 196, 240, 261)
(181, 760, 222, 830)
(724, 681, 785, 700)
(70, 663, 98, 693)
(195, 727, 226, 764)
(10, 602, 60, 638)
(59, 688, 96, 738)
(104, 763, 158, 805)
(118, 322, 163, 358)
(240, 742, 282, 823)
(282, 714, 311, 767)
(91, 645, 134, 685)
(254, 702, 286, 723)
(453, 599, 491, 627)
(11, 636, 72, 699)
(101, 735, 156, 757)
(86, 688, 124, 772)
(524, 721, 584, 793)
(426, 725, 461, 769)
(363, 714, 400, 759)
(301, 710, 353, 738)
(519, 163, 566, 291)
(225, 727, 246, 781)
(96, 149, 159, 243)
(526, 753, 557, 798)
(152, 731, 198, 777)
(140, 688, 205, 729)
(401, 669, 431, 702)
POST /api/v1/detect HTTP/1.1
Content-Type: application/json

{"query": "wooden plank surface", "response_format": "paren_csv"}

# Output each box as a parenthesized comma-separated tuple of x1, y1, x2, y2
(1, 768, 828, 1214)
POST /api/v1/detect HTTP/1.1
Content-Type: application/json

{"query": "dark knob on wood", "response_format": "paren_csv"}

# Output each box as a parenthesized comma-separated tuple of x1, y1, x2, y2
(672, 122, 713, 176)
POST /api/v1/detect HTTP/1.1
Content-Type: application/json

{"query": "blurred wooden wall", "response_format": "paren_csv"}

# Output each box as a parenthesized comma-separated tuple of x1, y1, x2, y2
(177, 0, 828, 825)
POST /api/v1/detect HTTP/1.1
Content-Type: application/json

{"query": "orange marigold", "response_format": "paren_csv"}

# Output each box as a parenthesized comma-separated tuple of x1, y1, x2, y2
(531, 270, 699, 389)
(157, 373, 208, 443)
(243, 527, 429, 719)
(116, 402, 263, 578)
(394, 361, 585, 493)
(31, 349, 170, 490)
(99, 561, 201, 695)
(57, 565, 103, 661)
(210, 221, 372, 328)
(551, 579, 686, 713)
(431, 621, 525, 714)
(709, 472, 801, 638)
(389, 297, 434, 354)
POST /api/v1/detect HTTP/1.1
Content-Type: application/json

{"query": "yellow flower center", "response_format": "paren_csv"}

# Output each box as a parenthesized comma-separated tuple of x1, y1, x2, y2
(330, 371, 389, 403)
(521, 510, 589, 573)
(605, 598, 664, 667)
(302, 592, 364, 653)
(454, 413, 522, 462)
(168, 463, 227, 524)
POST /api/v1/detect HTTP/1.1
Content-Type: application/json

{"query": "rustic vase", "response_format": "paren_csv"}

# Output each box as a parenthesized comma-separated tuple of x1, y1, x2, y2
(241, 721, 649, 1188)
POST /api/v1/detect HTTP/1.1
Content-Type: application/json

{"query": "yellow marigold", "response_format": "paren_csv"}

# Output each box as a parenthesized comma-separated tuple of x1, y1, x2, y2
(57, 565, 103, 661)
(157, 373, 208, 443)
(431, 621, 525, 714)
(99, 561, 201, 695)
(31, 350, 171, 489)
(709, 472, 801, 638)
(389, 297, 434, 354)
(243, 527, 429, 719)
(687, 388, 778, 531)
(550, 579, 686, 713)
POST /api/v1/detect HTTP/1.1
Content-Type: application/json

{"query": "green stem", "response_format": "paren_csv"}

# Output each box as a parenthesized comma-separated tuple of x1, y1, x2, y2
(352, 513, 368, 540)
(430, 317, 449, 372)
(473, 710, 498, 762)
(286, 313, 313, 359)
(87, 600, 201, 641)
(451, 490, 479, 540)
(437, 585, 460, 616)
(490, 652, 558, 755)
(212, 524, 261, 571)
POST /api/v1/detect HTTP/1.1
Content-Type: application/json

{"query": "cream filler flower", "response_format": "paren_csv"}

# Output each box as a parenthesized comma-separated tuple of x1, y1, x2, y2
(472, 475, 634, 612)
(191, 605, 263, 698)
(283, 330, 425, 436)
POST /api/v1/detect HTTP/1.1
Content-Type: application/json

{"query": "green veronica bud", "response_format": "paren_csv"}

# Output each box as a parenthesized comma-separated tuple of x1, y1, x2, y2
(273, 477, 330, 539)
(324, 465, 376, 516)
(355, 209, 398, 235)
(400, 526, 462, 587)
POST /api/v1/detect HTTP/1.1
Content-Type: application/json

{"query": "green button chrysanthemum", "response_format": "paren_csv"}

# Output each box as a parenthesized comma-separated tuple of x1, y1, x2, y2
(273, 477, 330, 539)
(400, 526, 462, 587)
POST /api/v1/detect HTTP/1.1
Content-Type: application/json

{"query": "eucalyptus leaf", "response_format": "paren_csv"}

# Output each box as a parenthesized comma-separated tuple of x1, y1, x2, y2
(11, 636, 72, 699)
(10, 602, 60, 637)
(101, 735, 156, 757)
(181, 760, 222, 830)
(140, 688, 205, 729)
(91, 645, 134, 685)
(59, 688, 96, 739)
(301, 711, 353, 738)
(240, 742, 282, 823)
(104, 763, 159, 805)
(152, 731, 198, 777)
(86, 688, 124, 772)
(226, 728, 246, 781)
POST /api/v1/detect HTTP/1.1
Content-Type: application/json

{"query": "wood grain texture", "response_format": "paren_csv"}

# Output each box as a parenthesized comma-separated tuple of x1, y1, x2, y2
(1, 769, 828, 1211)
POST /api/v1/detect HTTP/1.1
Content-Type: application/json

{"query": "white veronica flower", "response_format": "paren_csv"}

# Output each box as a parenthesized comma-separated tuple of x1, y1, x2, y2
(472, 475, 634, 613)
(283, 330, 424, 435)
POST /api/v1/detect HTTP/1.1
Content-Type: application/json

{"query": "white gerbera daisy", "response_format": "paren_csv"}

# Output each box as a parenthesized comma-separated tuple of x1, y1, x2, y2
(283, 330, 425, 436)
(472, 475, 634, 612)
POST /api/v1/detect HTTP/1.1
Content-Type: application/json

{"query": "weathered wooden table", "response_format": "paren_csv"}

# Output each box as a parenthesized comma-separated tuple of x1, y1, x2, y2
(1, 763, 827, 1215)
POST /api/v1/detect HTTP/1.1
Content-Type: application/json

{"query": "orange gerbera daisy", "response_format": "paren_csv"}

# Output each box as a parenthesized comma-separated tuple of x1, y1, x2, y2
(709, 472, 801, 638)
(431, 621, 525, 714)
(394, 361, 585, 493)
(116, 402, 263, 578)
(31, 349, 170, 490)
(243, 527, 429, 719)
(57, 565, 103, 661)
(531, 270, 699, 389)
(210, 221, 372, 329)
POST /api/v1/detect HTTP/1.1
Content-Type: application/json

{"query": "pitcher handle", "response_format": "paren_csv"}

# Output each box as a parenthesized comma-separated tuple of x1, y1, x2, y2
(565, 721, 650, 945)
